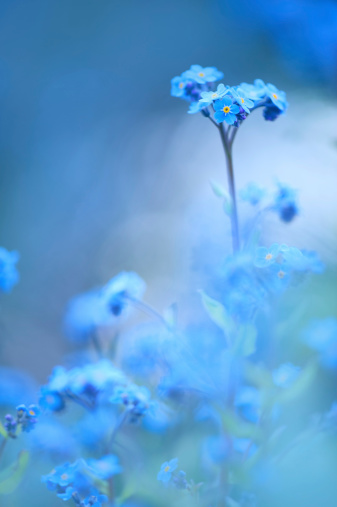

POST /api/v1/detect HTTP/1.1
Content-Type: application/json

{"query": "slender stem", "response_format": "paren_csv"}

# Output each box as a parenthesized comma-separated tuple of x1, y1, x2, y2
(218, 124, 240, 252)
(0, 437, 7, 464)
(127, 296, 171, 330)
(90, 329, 103, 359)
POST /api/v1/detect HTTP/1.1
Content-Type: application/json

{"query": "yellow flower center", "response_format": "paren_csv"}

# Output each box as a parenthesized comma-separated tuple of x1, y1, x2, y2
(179, 82, 184, 89)
(273, 93, 278, 99)
(164, 466, 170, 472)
(61, 473, 68, 481)
(223, 106, 230, 113)
(29, 410, 36, 416)
(265, 253, 273, 261)
(241, 98, 244, 104)
(198, 72, 205, 77)
(212, 93, 218, 99)
(277, 270, 285, 279)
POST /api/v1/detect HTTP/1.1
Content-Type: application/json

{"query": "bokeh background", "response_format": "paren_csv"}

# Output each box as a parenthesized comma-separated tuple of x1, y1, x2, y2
(1, 2, 337, 505)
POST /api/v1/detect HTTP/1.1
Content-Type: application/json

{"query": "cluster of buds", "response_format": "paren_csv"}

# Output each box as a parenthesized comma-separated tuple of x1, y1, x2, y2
(3, 404, 39, 438)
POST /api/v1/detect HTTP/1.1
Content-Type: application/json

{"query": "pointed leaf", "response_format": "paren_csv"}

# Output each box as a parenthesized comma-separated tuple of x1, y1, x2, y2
(0, 423, 7, 439)
(199, 290, 235, 340)
(0, 450, 29, 495)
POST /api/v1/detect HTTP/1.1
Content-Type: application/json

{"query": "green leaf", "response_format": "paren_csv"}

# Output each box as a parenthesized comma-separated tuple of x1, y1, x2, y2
(221, 411, 262, 441)
(209, 179, 227, 198)
(277, 362, 317, 404)
(199, 290, 235, 341)
(0, 423, 7, 439)
(234, 324, 257, 357)
(0, 450, 29, 495)
(209, 180, 232, 216)
(244, 362, 274, 391)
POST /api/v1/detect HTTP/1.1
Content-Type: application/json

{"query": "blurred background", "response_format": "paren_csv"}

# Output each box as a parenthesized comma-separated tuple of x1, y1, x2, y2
(1, 0, 337, 386)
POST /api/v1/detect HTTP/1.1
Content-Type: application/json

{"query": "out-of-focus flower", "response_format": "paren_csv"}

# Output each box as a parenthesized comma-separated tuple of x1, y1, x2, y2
(272, 363, 301, 388)
(302, 318, 337, 369)
(231, 87, 255, 113)
(86, 455, 121, 479)
(183, 64, 223, 84)
(157, 458, 178, 483)
(0, 247, 19, 292)
(254, 244, 280, 268)
(101, 271, 146, 316)
(239, 183, 266, 205)
(110, 384, 155, 422)
(265, 83, 288, 111)
(273, 183, 299, 223)
(235, 386, 261, 423)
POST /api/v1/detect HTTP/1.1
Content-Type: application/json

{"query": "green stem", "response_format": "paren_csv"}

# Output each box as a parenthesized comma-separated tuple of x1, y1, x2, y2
(219, 124, 240, 252)
(0, 437, 7, 464)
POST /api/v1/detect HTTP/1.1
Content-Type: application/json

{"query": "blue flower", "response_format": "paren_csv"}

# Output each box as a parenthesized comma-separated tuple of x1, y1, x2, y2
(57, 486, 75, 501)
(273, 183, 299, 222)
(83, 494, 108, 507)
(199, 84, 228, 106)
(40, 360, 127, 411)
(265, 83, 288, 111)
(0, 247, 19, 292)
(281, 245, 308, 271)
(183, 65, 223, 84)
(272, 363, 301, 388)
(86, 455, 122, 479)
(268, 263, 291, 292)
(170, 76, 190, 98)
(263, 104, 283, 121)
(214, 97, 240, 125)
(64, 289, 112, 343)
(235, 387, 261, 423)
(240, 79, 266, 100)
(302, 318, 337, 369)
(301, 250, 325, 274)
(42, 461, 79, 489)
(101, 271, 146, 316)
(254, 244, 280, 268)
(188, 101, 207, 115)
(29, 419, 76, 460)
(39, 388, 65, 412)
(231, 87, 255, 113)
(16, 404, 40, 432)
(110, 383, 154, 421)
(157, 458, 178, 483)
(203, 435, 229, 464)
(239, 183, 265, 205)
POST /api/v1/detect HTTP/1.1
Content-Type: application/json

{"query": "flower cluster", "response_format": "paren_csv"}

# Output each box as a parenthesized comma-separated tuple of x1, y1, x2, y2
(39, 360, 128, 411)
(2, 65, 337, 507)
(42, 457, 120, 506)
(3, 404, 39, 437)
(171, 66, 287, 126)
(64, 271, 146, 343)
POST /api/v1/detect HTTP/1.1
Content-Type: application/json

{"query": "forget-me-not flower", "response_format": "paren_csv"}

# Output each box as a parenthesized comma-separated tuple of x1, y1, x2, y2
(231, 87, 255, 113)
(183, 65, 223, 84)
(254, 244, 280, 268)
(265, 83, 288, 111)
(157, 458, 178, 483)
(214, 97, 240, 125)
